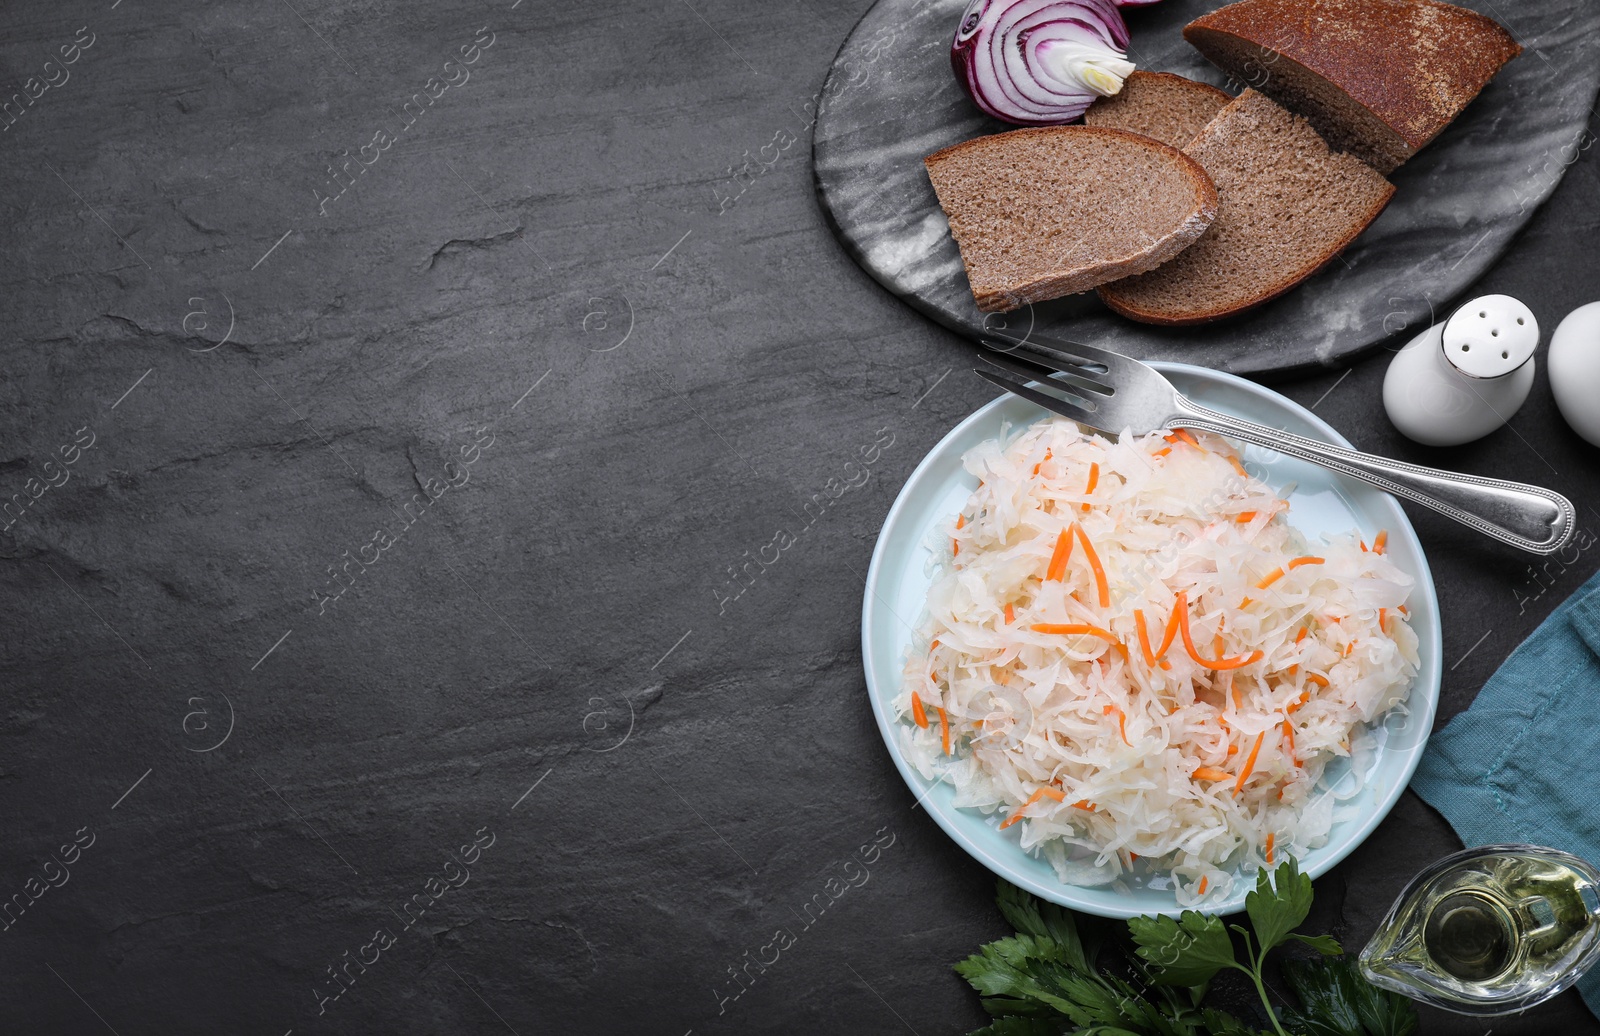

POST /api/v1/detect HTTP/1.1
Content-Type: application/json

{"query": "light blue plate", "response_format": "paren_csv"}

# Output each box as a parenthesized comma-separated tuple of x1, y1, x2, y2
(861, 362, 1443, 918)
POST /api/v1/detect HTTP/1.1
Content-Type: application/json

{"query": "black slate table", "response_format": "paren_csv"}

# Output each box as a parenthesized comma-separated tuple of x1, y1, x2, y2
(1, 0, 1597, 1033)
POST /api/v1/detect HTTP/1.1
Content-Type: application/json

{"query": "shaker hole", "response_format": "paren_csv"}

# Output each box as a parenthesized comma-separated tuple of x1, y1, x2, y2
(1502, 351, 1509, 359)
(1462, 344, 1471, 352)
(1492, 330, 1500, 337)
(1517, 317, 1526, 325)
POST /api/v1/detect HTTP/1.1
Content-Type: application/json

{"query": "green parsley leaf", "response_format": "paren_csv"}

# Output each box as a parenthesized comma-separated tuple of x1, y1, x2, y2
(1285, 932, 1343, 956)
(969, 1017, 1069, 1036)
(1276, 956, 1419, 1036)
(1246, 858, 1314, 956)
(1200, 1007, 1274, 1036)
(955, 936, 1078, 1013)
(1128, 911, 1238, 987)
(996, 879, 1098, 972)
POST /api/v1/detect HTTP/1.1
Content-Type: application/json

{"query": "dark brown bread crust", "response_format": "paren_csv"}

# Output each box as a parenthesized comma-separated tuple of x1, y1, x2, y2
(925, 126, 1220, 313)
(1185, 0, 1520, 172)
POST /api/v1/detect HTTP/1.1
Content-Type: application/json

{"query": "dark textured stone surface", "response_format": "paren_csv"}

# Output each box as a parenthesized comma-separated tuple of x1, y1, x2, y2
(814, 0, 1600, 376)
(0, 0, 1597, 1033)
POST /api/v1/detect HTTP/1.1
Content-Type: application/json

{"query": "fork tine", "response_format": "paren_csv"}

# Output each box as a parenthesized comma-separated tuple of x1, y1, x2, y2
(973, 369, 1104, 428)
(980, 333, 1130, 377)
(977, 350, 1114, 400)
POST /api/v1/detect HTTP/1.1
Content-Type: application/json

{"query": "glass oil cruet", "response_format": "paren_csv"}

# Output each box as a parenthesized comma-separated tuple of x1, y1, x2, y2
(1360, 844, 1600, 1015)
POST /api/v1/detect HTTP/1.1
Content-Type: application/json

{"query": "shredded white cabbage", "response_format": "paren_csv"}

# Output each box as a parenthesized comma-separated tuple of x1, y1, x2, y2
(897, 418, 1419, 906)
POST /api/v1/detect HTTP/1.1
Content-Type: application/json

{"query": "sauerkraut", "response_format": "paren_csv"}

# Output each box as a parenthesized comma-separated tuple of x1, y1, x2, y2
(897, 418, 1419, 905)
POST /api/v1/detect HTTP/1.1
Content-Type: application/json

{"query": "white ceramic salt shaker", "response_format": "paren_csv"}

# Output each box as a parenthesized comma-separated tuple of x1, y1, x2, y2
(1548, 302, 1600, 447)
(1382, 294, 1539, 446)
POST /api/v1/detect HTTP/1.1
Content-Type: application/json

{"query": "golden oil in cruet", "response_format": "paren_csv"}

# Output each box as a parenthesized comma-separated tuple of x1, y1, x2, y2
(1360, 845, 1600, 1015)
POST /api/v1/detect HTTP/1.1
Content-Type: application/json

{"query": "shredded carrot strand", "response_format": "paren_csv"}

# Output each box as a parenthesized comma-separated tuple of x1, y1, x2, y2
(1227, 455, 1249, 478)
(1193, 767, 1231, 782)
(1045, 527, 1074, 582)
(1155, 604, 1182, 659)
(1305, 673, 1329, 688)
(1378, 607, 1387, 630)
(953, 539, 959, 557)
(1103, 704, 1131, 746)
(1075, 525, 1110, 607)
(1255, 567, 1285, 590)
(1282, 720, 1295, 756)
(1345, 641, 1356, 657)
(912, 694, 928, 729)
(1004, 603, 1015, 625)
(1197, 876, 1209, 894)
(1032, 448, 1052, 476)
(1295, 627, 1307, 643)
(1236, 511, 1258, 523)
(1360, 539, 1369, 552)
(1081, 462, 1099, 513)
(1288, 556, 1325, 569)
(1235, 732, 1265, 795)
(930, 639, 940, 650)
(1030, 623, 1118, 642)
(1153, 446, 1172, 458)
(1071, 800, 1095, 811)
(1175, 593, 1264, 670)
(1373, 530, 1388, 554)
(1232, 687, 1242, 711)
(1169, 428, 1200, 447)
(1227, 744, 1239, 755)
(1398, 604, 1409, 615)
(1134, 609, 1157, 667)
(937, 706, 951, 754)
(999, 786, 1067, 829)
(956, 514, 965, 530)
(1265, 832, 1276, 864)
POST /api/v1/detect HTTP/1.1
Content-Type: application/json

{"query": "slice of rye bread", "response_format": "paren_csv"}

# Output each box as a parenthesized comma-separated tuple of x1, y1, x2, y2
(1084, 71, 1233, 150)
(1097, 90, 1394, 326)
(924, 126, 1218, 314)
(1185, 0, 1520, 174)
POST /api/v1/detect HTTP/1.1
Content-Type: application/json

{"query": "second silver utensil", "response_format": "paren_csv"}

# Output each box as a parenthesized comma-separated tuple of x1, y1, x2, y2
(976, 337, 1574, 556)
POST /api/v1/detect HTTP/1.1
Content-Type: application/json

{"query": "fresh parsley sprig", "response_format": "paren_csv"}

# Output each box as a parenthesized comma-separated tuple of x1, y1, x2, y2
(1129, 857, 1341, 1036)
(955, 860, 1416, 1036)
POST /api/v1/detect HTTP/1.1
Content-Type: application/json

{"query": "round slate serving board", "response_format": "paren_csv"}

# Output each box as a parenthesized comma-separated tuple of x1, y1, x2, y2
(812, 0, 1600, 376)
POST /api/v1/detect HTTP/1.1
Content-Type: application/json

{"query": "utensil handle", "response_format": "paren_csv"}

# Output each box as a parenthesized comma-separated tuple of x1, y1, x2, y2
(1173, 401, 1576, 555)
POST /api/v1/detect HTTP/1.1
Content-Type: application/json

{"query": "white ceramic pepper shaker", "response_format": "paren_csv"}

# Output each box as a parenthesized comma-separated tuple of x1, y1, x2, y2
(1548, 302, 1600, 447)
(1382, 294, 1539, 446)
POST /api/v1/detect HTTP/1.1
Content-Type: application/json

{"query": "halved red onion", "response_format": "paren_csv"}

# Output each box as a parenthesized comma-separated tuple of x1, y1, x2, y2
(951, 0, 1136, 126)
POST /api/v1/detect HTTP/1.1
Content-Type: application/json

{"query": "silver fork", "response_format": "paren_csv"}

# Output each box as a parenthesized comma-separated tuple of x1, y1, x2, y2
(975, 336, 1575, 555)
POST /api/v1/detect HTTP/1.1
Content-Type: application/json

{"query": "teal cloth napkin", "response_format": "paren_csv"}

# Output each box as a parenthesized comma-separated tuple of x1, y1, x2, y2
(1411, 567, 1600, 1016)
